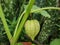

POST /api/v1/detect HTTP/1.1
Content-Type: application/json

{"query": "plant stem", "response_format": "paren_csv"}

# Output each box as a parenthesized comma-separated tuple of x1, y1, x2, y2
(13, 11, 25, 37)
(0, 4, 12, 42)
(42, 7, 60, 10)
(11, 0, 35, 45)
(31, 7, 60, 13)
(33, 40, 40, 45)
(13, 0, 26, 37)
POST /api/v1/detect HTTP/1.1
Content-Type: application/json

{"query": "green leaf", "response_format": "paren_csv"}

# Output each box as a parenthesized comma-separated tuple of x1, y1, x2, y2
(24, 5, 51, 18)
(39, 10, 51, 18)
(50, 39, 60, 45)
(31, 5, 51, 18)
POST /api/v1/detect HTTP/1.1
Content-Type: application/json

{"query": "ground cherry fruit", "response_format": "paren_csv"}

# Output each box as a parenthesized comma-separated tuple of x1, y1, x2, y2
(24, 20, 40, 40)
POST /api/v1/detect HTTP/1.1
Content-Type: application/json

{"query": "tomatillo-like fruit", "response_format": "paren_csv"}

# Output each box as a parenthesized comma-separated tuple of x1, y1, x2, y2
(25, 20, 40, 40)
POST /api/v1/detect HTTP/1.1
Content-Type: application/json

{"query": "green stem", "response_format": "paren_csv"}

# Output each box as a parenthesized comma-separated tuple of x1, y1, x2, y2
(11, 0, 35, 45)
(0, 4, 12, 42)
(13, 11, 25, 37)
(13, 0, 26, 37)
(31, 7, 60, 13)
(41, 7, 60, 10)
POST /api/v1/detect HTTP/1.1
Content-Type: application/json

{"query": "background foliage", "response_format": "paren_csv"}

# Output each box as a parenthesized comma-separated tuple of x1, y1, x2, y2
(0, 0, 60, 45)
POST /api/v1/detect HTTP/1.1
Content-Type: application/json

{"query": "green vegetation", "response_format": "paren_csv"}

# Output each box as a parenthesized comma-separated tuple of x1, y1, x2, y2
(0, 0, 60, 45)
